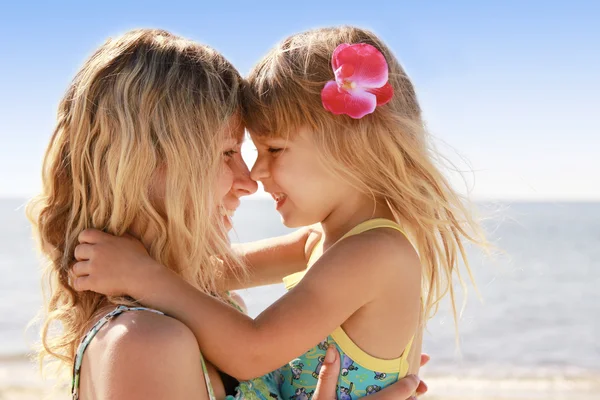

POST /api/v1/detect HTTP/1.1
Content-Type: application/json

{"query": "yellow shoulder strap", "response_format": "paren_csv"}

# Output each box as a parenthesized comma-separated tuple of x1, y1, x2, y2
(399, 335, 414, 367)
(309, 218, 407, 261)
(340, 218, 406, 241)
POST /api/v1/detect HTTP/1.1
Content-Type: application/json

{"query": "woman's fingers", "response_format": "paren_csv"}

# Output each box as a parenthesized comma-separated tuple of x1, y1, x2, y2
(363, 374, 421, 400)
(313, 346, 425, 400)
(312, 345, 340, 400)
(416, 379, 428, 396)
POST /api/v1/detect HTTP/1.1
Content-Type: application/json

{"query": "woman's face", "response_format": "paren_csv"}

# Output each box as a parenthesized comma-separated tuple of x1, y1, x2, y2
(148, 120, 256, 236)
(216, 124, 258, 231)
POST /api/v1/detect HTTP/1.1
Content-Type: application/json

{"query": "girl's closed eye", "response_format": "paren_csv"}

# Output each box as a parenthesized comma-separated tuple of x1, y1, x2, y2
(268, 147, 283, 154)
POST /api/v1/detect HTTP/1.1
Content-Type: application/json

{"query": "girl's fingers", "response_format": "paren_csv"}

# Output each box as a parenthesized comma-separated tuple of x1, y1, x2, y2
(72, 261, 91, 277)
(74, 243, 94, 261)
(78, 228, 107, 244)
(72, 275, 93, 292)
(420, 353, 430, 367)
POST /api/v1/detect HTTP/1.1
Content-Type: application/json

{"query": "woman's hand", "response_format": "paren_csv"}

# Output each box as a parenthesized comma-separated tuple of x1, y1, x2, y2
(72, 229, 162, 298)
(313, 346, 429, 400)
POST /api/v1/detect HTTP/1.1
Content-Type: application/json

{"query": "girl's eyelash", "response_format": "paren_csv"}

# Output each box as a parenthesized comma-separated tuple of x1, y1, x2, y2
(223, 149, 238, 157)
(252, 147, 283, 154)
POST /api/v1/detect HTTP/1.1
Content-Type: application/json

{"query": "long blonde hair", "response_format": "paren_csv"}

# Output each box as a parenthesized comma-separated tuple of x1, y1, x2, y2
(27, 29, 244, 372)
(244, 26, 488, 328)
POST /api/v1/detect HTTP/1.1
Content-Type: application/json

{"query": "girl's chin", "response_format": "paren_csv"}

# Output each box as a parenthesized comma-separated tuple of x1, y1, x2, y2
(279, 214, 304, 229)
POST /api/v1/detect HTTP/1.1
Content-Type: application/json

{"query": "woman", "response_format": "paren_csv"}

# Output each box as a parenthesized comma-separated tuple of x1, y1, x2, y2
(27, 29, 426, 399)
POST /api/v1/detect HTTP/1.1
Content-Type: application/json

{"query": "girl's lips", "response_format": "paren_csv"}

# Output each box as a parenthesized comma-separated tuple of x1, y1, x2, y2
(270, 192, 287, 210)
(275, 195, 287, 210)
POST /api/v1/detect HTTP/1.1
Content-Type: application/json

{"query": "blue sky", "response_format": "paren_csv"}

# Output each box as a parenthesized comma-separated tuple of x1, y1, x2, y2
(1, 0, 598, 200)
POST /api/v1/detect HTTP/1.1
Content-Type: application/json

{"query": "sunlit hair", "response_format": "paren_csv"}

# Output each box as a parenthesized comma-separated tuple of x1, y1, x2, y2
(26, 28, 245, 373)
(244, 26, 488, 330)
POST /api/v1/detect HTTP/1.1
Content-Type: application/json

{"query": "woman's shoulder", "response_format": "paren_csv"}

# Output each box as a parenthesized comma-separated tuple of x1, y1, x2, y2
(87, 306, 199, 362)
(80, 306, 207, 399)
(88, 310, 200, 365)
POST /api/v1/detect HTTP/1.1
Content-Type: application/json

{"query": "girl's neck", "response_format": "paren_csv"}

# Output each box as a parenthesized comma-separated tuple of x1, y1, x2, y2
(319, 193, 395, 250)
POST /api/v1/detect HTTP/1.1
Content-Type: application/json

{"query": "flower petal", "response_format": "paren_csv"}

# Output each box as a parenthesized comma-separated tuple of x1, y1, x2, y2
(332, 43, 351, 71)
(322, 81, 377, 119)
(344, 89, 378, 118)
(333, 43, 389, 89)
(335, 64, 355, 81)
(367, 82, 394, 106)
(322, 81, 347, 114)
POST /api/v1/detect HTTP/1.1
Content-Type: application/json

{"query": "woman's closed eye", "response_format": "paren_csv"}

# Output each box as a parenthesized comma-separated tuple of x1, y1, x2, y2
(223, 149, 238, 158)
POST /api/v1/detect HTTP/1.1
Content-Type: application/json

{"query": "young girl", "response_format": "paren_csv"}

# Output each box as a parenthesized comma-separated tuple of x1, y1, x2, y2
(74, 26, 485, 399)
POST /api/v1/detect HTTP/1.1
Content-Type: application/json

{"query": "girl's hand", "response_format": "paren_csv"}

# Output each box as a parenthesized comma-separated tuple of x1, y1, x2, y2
(72, 229, 162, 298)
(313, 347, 430, 400)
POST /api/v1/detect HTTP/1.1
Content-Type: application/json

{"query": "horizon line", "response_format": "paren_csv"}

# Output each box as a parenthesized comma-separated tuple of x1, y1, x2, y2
(1, 195, 599, 204)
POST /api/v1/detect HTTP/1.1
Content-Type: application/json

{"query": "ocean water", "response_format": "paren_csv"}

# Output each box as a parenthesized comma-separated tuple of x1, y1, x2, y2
(0, 197, 598, 397)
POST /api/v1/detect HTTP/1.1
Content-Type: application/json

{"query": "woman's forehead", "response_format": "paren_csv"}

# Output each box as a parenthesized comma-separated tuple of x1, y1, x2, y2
(223, 115, 245, 143)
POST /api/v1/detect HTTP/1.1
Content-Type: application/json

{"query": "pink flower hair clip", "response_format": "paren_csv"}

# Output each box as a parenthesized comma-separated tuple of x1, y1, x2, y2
(321, 43, 394, 119)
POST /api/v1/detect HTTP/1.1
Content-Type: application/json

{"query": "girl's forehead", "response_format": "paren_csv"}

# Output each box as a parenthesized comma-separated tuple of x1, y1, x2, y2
(250, 135, 280, 146)
(249, 130, 298, 144)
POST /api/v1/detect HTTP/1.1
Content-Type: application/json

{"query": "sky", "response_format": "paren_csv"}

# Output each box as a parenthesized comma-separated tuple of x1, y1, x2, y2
(0, 0, 598, 201)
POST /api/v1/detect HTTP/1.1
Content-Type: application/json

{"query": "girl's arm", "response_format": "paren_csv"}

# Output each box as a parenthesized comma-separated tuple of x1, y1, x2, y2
(76, 227, 319, 293)
(222, 226, 321, 290)
(73, 228, 420, 380)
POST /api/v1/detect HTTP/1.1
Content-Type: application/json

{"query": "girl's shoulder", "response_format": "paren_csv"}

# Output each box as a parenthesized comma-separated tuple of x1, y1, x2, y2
(336, 226, 418, 269)
(309, 227, 420, 287)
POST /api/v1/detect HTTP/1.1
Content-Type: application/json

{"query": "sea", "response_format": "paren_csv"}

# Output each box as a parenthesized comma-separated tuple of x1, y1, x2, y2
(0, 197, 598, 399)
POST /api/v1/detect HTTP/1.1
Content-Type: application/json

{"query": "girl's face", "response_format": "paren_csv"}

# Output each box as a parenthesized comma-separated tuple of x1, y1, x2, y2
(250, 127, 355, 228)
(216, 125, 258, 231)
